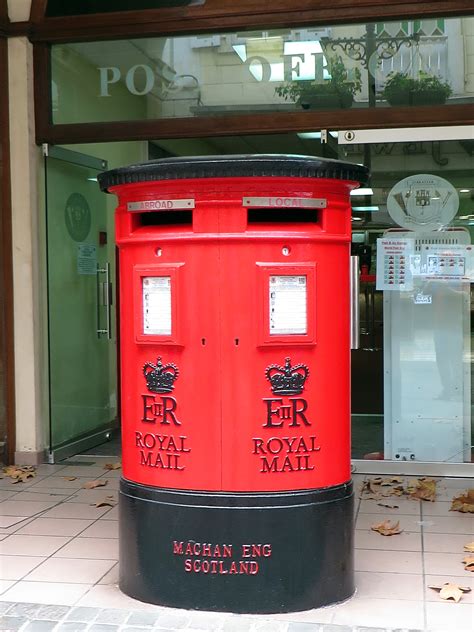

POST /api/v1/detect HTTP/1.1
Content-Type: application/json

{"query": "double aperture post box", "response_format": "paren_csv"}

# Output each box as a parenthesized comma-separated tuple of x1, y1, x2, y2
(98, 155, 368, 614)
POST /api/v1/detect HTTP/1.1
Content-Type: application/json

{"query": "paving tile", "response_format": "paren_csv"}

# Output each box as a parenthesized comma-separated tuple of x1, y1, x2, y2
(0, 582, 14, 596)
(6, 603, 42, 617)
(53, 537, 118, 560)
(330, 597, 425, 629)
(30, 478, 95, 490)
(425, 600, 474, 632)
(355, 530, 422, 552)
(0, 616, 28, 630)
(0, 556, 46, 581)
(15, 518, 94, 537)
(0, 535, 71, 556)
(287, 624, 323, 631)
(22, 620, 58, 631)
(79, 521, 118, 539)
(422, 501, 474, 517)
(67, 490, 117, 505)
(65, 607, 101, 622)
(97, 563, 118, 586)
(99, 507, 118, 521)
(423, 533, 473, 553)
(0, 491, 15, 501)
(88, 625, 120, 632)
(358, 499, 421, 515)
(25, 558, 116, 584)
(355, 513, 421, 533)
(0, 501, 57, 517)
(420, 516, 474, 534)
(126, 612, 160, 627)
(56, 623, 88, 631)
(0, 581, 91, 606)
(354, 549, 423, 574)
(355, 571, 424, 600)
(153, 611, 191, 628)
(36, 605, 71, 620)
(57, 467, 109, 478)
(424, 552, 471, 576)
(94, 609, 129, 625)
(41, 504, 112, 520)
(0, 604, 14, 615)
(7, 492, 71, 502)
(0, 516, 30, 528)
(75, 585, 160, 611)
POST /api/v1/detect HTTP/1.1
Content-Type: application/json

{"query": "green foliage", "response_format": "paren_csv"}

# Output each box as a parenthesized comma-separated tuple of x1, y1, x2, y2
(382, 71, 452, 103)
(274, 56, 362, 104)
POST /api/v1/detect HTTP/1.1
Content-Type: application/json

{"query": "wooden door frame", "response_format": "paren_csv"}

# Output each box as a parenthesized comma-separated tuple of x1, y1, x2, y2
(0, 1, 16, 464)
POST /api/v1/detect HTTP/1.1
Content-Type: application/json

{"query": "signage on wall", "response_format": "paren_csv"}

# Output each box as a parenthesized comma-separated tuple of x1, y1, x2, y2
(386, 174, 459, 232)
(376, 238, 415, 291)
(77, 244, 97, 275)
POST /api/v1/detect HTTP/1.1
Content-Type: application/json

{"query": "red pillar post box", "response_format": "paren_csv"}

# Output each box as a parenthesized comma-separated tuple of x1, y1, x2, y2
(98, 155, 368, 613)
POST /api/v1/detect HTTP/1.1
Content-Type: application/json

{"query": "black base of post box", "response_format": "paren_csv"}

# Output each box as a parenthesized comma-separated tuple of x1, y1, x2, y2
(119, 479, 354, 614)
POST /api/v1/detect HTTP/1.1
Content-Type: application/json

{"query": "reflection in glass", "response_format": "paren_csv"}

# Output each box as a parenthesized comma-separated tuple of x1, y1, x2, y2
(51, 15, 474, 124)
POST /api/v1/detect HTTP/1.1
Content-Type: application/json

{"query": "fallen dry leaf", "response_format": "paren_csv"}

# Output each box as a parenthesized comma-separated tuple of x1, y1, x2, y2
(462, 555, 474, 572)
(408, 478, 437, 502)
(450, 489, 474, 513)
(63, 477, 77, 481)
(464, 542, 474, 553)
(429, 582, 472, 603)
(2, 465, 37, 483)
(377, 502, 399, 509)
(82, 479, 108, 489)
(92, 500, 116, 508)
(371, 520, 403, 536)
(104, 462, 121, 471)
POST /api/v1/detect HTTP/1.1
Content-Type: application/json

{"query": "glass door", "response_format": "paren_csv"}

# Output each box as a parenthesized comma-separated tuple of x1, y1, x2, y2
(339, 126, 474, 468)
(44, 146, 117, 461)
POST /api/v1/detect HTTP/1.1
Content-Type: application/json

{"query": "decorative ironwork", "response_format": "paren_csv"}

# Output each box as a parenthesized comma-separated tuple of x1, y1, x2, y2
(321, 33, 420, 69)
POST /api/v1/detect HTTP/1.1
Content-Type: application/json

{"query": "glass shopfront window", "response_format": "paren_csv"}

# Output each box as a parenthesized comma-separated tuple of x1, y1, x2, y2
(50, 15, 474, 124)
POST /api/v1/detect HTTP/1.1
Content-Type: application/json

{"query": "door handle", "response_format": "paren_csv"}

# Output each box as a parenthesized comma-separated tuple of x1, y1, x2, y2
(350, 255, 360, 350)
(96, 263, 112, 339)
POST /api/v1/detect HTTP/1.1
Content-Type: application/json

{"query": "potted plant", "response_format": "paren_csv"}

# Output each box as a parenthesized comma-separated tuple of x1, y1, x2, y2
(275, 56, 362, 110)
(381, 71, 452, 106)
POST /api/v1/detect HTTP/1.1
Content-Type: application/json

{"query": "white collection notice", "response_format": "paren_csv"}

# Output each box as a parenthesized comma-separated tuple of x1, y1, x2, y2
(143, 276, 172, 335)
(269, 275, 307, 335)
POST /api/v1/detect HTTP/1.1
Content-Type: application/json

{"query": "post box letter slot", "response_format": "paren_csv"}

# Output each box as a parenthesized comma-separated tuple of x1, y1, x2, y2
(138, 211, 193, 227)
(247, 208, 318, 224)
(270, 275, 307, 335)
(143, 276, 172, 335)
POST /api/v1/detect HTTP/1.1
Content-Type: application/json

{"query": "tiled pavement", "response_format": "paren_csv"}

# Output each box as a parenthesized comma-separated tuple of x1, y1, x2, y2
(0, 457, 473, 632)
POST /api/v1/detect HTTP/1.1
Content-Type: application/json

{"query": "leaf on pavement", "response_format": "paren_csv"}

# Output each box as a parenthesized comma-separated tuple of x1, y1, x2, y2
(464, 542, 474, 553)
(371, 520, 403, 536)
(82, 479, 108, 489)
(429, 582, 472, 603)
(92, 500, 116, 508)
(3, 465, 37, 483)
(377, 502, 399, 509)
(462, 555, 474, 572)
(408, 478, 437, 502)
(104, 462, 121, 471)
(63, 477, 77, 481)
(450, 489, 474, 513)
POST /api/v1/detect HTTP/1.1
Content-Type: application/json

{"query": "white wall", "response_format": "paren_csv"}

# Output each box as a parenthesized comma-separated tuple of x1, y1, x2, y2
(7, 0, 31, 22)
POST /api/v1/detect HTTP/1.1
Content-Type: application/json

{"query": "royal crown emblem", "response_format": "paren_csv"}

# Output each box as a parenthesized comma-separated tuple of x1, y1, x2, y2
(265, 357, 309, 395)
(143, 357, 179, 394)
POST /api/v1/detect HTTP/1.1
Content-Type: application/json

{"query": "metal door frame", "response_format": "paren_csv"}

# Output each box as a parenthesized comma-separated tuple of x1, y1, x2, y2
(342, 126, 474, 477)
(43, 144, 117, 463)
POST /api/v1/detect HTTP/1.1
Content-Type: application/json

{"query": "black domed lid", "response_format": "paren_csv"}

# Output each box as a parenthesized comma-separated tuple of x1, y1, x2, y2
(98, 154, 369, 192)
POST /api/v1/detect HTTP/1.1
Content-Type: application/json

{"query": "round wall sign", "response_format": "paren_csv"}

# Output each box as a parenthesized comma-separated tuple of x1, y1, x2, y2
(387, 174, 459, 232)
(65, 193, 91, 242)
